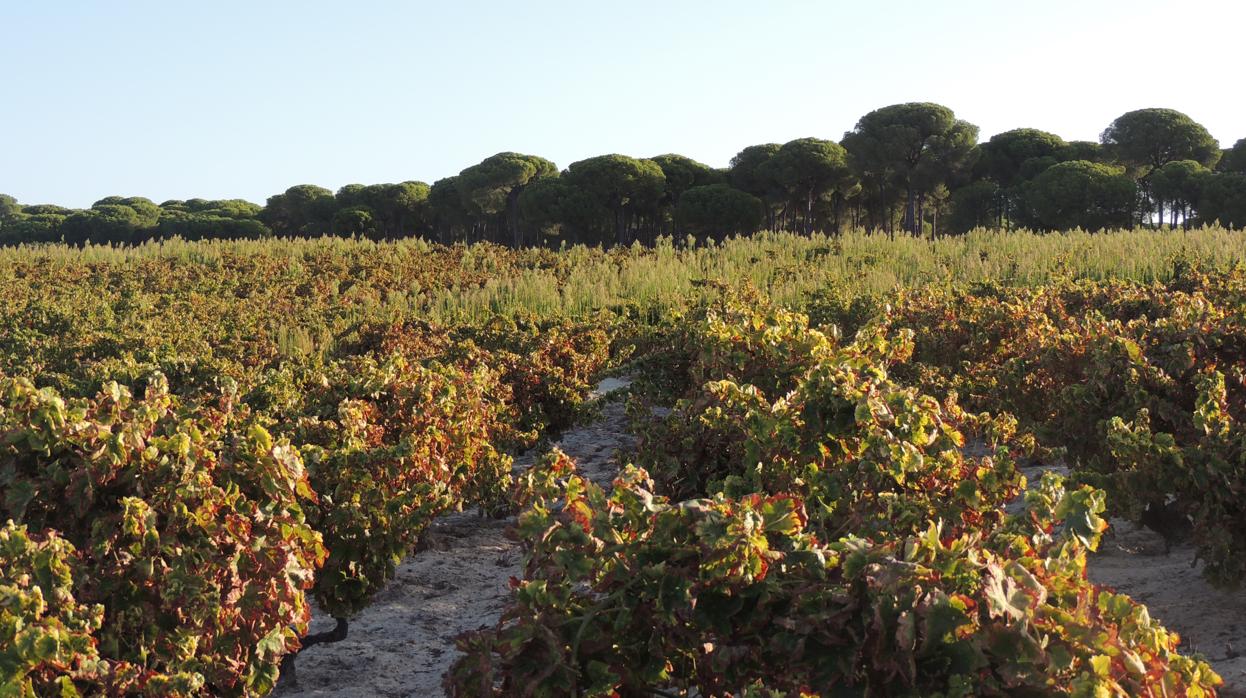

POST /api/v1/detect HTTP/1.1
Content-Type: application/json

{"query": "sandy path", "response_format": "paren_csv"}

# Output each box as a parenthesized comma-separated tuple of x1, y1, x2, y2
(1088, 522, 1246, 693)
(1013, 464, 1246, 693)
(275, 397, 1243, 696)
(274, 379, 634, 698)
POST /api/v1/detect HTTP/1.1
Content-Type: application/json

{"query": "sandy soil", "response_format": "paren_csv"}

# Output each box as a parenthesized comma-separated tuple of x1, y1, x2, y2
(1013, 464, 1246, 694)
(275, 394, 1243, 696)
(1088, 520, 1246, 693)
(273, 378, 634, 698)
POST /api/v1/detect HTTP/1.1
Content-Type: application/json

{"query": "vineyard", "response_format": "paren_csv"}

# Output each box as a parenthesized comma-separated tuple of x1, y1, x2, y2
(2, 228, 1245, 696)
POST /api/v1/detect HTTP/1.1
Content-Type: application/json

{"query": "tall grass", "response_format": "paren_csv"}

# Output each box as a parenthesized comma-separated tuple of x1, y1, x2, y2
(417, 227, 1245, 321)
(2, 227, 1242, 324)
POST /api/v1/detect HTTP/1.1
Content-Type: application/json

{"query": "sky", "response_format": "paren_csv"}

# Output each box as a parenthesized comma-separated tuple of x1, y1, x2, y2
(2, 0, 1243, 208)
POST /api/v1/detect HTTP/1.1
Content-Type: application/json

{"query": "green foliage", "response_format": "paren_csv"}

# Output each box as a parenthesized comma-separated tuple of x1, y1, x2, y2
(971, 129, 1068, 228)
(1151, 160, 1210, 221)
(458, 154, 558, 217)
(1219, 138, 1246, 174)
(458, 153, 558, 246)
(261, 185, 337, 237)
(1020, 160, 1137, 231)
(0, 194, 21, 221)
(1101, 108, 1221, 175)
(1058, 140, 1107, 163)
(289, 356, 514, 618)
(190, 198, 264, 219)
(884, 270, 1246, 589)
(1197, 172, 1246, 228)
(650, 154, 723, 207)
(760, 137, 853, 233)
(564, 154, 666, 245)
(843, 102, 979, 234)
(333, 181, 431, 239)
(0, 522, 109, 696)
(728, 143, 783, 203)
(60, 205, 147, 246)
(629, 302, 1024, 543)
(948, 179, 1001, 233)
(157, 213, 273, 241)
(447, 443, 1219, 695)
(331, 205, 377, 237)
(3, 102, 1245, 247)
(516, 178, 608, 244)
(977, 128, 1067, 189)
(673, 183, 763, 237)
(0, 376, 325, 695)
(0, 213, 67, 244)
(21, 204, 73, 216)
(429, 176, 472, 242)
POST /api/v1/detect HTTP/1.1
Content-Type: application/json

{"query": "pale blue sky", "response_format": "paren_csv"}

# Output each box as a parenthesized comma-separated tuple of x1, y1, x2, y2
(2, 0, 1242, 208)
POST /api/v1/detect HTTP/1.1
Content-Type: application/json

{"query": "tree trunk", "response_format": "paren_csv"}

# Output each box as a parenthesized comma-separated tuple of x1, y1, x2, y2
(614, 208, 625, 247)
(507, 189, 522, 248)
(904, 188, 916, 236)
(918, 192, 926, 237)
(805, 190, 814, 235)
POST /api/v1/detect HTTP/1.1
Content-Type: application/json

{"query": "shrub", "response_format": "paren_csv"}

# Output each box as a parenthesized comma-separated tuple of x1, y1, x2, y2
(630, 304, 1023, 542)
(0, 522, 113, 695)
(885, 271, 1246, 587)
(0, 375, 325, 696)
(290, 356, 513, 620)
(447, 456, 1221, 696)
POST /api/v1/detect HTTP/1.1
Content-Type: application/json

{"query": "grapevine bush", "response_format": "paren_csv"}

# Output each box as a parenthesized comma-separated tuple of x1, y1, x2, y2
(455, 317, 614, 437)
(287, 355, 514, 619)
(447, 453, 1221, 696)
(631, 302, 1025, 542)
(0, 375, 325, 696)
(450, 303, 1223, 694)
(884, 268, 1246, 587)
(355, 316, 615, 438)
(1, 522, 109, 696)
(1, 237, 1243, 694)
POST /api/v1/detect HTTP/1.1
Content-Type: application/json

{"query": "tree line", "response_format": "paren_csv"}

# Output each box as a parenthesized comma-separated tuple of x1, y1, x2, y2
(3, 103, 1245, 247)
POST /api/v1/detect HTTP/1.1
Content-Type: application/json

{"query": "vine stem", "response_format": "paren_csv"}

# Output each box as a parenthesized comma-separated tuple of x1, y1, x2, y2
(278, 616, 350, 687)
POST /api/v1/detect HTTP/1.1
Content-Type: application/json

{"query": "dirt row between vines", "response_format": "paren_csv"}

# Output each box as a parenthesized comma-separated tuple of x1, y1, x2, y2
(1085, 508, 1246, 691)
(276, 382, 1245, 696)
(1002, 461, 1245, 692)
(274, 378, 636, 697)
